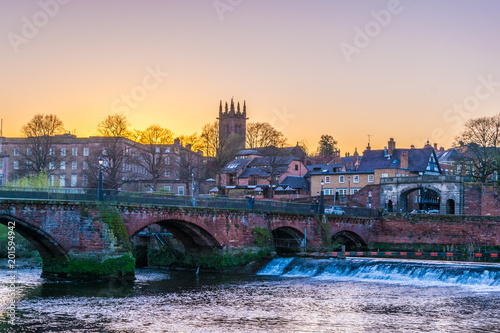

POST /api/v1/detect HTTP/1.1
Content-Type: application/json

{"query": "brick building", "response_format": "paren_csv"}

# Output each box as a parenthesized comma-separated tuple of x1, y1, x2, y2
(0, 134, 208, 195)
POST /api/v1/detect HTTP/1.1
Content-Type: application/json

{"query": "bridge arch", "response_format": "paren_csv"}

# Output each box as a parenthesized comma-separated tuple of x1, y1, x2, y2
(380, 176, 463, 214)
(0, 214, 69, 263)
(332, 230, 367, 251)
(271, 226, 304, 253)
(399, 185, 441, 213)
(130, 218, 223, 251)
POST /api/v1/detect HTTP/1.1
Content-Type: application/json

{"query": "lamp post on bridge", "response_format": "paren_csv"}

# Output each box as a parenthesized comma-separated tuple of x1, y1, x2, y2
(320, 178, 325, 215)
(98, 157, 104, 201)
(191, 172, 196, 207)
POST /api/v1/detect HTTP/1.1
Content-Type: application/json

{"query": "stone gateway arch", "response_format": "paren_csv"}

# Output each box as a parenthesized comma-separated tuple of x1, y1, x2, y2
(379, 175, 463, 214)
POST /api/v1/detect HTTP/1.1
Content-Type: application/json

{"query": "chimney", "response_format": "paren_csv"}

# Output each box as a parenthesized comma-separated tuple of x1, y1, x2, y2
(388, 138, 396, 155)
(401, 151, 409, 169)
(174, 138, 180, 146)
(433, 143, 438, 151)
(186, 144, 192, 150)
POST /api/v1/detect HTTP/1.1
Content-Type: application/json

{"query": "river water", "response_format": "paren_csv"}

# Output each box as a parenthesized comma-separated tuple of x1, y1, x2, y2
(1, 257, 500, 332)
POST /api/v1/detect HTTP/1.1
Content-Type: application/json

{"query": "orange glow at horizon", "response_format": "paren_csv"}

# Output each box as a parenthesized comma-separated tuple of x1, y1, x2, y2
(2, 1, 500, 155)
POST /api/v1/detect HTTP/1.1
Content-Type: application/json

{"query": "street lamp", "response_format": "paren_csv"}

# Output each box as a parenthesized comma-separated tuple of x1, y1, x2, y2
(98, 157, 104, 201)
(348, 176, 351, 197)
(191, 172, 196, 207)
(320, 178, 325, 215)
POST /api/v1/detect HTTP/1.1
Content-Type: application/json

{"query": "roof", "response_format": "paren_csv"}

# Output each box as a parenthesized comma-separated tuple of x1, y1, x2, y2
(357, 148, 437, 172)
(437, 148, 464, 163)
(221, 159, 250, 173)
(304, 164, 344, 177)
(235, 149, 262, 157)
(238, 165, 289, 178)
(246, 155, 297, 168)
(279, 175, 310, 192)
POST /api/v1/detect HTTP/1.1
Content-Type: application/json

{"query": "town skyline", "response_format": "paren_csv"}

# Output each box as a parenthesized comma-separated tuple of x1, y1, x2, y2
(2, 1, 500, 154)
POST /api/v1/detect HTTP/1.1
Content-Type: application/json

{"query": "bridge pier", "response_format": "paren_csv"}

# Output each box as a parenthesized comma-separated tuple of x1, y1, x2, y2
(1, 203, 135, 280)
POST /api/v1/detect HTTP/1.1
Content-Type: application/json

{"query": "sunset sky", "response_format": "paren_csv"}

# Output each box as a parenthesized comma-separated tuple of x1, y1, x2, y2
(2, 0, 500, 154)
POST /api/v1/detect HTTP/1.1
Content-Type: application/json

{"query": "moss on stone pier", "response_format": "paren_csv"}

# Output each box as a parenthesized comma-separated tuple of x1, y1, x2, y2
(42, 254, 135, 280)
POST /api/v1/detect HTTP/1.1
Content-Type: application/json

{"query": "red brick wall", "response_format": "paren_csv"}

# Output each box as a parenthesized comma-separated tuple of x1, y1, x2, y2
(464, 183, 500, 216)
(372, 214, 500, 248)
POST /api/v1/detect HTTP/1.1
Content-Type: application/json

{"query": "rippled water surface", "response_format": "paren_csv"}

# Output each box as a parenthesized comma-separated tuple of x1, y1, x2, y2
(1, 258, 500, 332)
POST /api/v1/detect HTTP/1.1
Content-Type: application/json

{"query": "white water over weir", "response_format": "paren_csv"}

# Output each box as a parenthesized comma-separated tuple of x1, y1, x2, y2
(257, 257, 500, 289)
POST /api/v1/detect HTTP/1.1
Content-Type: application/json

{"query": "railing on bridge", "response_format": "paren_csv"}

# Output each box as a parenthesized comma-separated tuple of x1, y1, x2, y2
(0, 187, 378, 217)
(380, 175, 463, 184)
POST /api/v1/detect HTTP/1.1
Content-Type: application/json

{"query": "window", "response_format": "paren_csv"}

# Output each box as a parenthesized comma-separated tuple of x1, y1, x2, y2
(72, 161, 77, 170)
(165, 147, 170, 153)
(0, 161, 3, 169)
(60, 161, 66, 170)
(82, 175, 88, 187)
(49, 148, 55, 156)
(163, 186, 171, 192)
(323, 188, 333, 195)
(13, 148, 19, 156)
(26, 148, 31, 156)
(165, 157, 170, 165)
(83, 147, 89, 156)
(61, 148, 66, 156)
(337, 188, 347, 195)
(13, 161, 19, 170)
(164, 169, 170, 177)
(49, 175, 55, 187)
(71, 174, 77, 187)
(49, 162, 54, 170)
(351, 188, 360, 195)
(156, 147, 160, 153)
(178, 186, 184, 195)
(325, 176, 330, 184)
(83, 161, 88, 170)
(59, 175, 65, 187)
(353, 175, 359, 183)
(382, 173, 388, 178)
(339, 175, 344, 183)
(294, 164, 298, 171)
(368, 175, 374, 183)
(72, 148, 78, 156)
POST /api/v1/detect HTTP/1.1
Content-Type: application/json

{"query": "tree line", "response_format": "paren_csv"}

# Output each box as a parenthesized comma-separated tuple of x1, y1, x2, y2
(12, 113, 346, 192)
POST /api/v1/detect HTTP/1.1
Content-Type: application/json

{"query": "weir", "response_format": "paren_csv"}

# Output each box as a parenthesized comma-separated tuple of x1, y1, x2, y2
(257, 257, 500, 288)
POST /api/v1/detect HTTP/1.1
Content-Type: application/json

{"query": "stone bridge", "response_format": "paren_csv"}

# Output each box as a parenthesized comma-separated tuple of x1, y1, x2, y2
(1, 199, 499, 279)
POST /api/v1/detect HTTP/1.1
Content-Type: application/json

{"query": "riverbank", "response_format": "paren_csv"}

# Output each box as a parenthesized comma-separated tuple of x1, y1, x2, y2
(0, 257, 42, 270)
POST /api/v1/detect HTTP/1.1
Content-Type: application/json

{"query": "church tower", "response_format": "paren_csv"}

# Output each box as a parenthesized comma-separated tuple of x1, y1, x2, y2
(217, 98, 247, 151)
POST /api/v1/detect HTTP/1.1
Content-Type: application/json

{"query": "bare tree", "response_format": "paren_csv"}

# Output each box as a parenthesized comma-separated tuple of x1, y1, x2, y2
(200, 121, 240, 187)
(246, 122, 286, 149)
(177, 133, 203, 152)
(176, 148, 204, 196)
(455, 115, 500, 183)
(134, 124, 174, 191)
(253, 145, 291, 199)
(16, 114, 65, 178)
(83, 114, 136, 190)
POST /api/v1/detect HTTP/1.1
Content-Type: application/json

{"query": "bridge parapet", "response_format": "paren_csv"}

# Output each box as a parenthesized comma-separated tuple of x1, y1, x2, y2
(380, 175, 463, 184)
